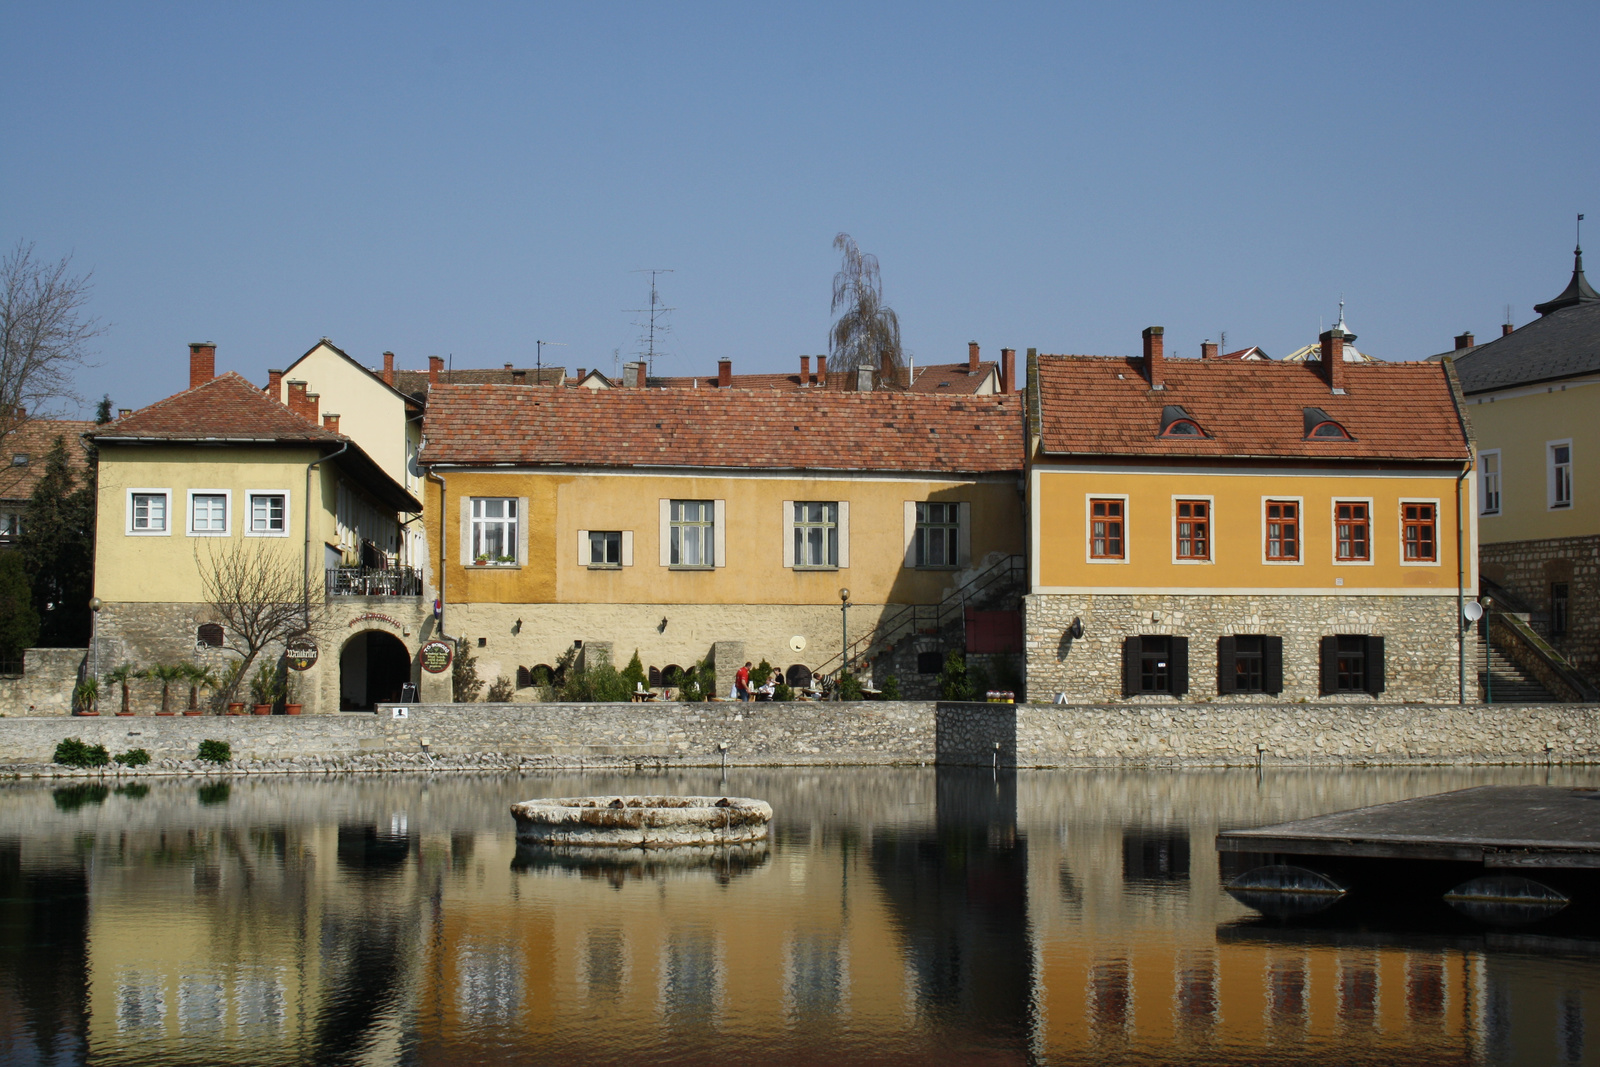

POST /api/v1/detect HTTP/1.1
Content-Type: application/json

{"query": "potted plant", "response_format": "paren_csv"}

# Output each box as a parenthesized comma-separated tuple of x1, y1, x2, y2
(282, 670, 303, 715)
(104, 662, 139, 716)
(143, 663, 187, 715)
(184, 663, 218, 715)
(74, 676, 101, 715)
(217, 660, 245, 714)
(249, 663, 280, 714)
(474, 553, 489, 566)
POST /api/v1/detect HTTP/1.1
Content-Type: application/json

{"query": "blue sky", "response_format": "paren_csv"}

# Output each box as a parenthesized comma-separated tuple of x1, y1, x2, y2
(2, 2, 1595, 412)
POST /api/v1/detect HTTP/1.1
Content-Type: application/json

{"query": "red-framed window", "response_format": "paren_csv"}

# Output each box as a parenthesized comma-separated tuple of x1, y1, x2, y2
(1403, 503, 1436, 561)
(1090, 499, 1124, 559)
(1176, 500, 1209, 560)
(1335, 501, 1370, 561)
(1265, 500, 1299, 561)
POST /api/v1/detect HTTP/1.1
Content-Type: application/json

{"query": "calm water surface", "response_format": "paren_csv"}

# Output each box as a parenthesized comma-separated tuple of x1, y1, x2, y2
(3, 764, 1599, 1065)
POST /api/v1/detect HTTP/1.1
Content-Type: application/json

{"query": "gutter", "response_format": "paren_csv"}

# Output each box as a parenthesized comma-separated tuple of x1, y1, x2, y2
(425, 465, 451, 642)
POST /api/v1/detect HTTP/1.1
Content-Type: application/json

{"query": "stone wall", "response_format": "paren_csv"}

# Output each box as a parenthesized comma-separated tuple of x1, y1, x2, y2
(0, 649, 86, 716)
(3, 698, 1598, 771)
(1481, 534, 1600, 684)
(1024, 593, 1465, 704)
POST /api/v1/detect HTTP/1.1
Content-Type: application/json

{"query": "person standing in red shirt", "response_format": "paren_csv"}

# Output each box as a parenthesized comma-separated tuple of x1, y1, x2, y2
(736, 661, 752, 702)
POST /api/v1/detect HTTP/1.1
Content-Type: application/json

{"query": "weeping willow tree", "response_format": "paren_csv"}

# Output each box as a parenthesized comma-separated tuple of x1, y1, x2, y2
(829, 233, 904, 388)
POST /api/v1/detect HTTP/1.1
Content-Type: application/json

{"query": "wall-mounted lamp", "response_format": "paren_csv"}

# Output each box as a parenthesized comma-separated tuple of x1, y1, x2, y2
(512, 618, 522, 635)
(658, 617, 668, 633)
(1067, 617, 1084, 639)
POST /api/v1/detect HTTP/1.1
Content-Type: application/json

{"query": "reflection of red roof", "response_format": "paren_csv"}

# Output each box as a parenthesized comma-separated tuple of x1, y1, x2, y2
(1035, 355, 1470, 461)
(0, 419, 96, 502)
(421, 385, 1023, 473)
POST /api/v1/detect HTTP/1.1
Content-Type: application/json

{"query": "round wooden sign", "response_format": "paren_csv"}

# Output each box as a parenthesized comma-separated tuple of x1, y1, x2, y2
(420, 639, 454, 674)
(285, 640, 319, 672)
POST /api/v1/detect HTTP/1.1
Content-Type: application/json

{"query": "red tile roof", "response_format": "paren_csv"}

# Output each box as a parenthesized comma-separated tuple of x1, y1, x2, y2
(394, 366, 565, 398)
(612, 361, 1001, 394)
(1035, 355, 1471, 461)
(0, 419, 95, 502)
(420, 386, 1024, 473)
(91, 372, 345, 443)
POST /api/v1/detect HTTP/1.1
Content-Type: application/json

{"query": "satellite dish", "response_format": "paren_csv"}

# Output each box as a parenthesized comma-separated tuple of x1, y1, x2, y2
(1463, 601, 1484, 622)
(789, 635, 807, 653)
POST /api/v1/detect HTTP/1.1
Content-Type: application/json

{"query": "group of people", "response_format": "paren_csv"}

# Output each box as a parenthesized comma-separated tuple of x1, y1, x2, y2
(734, 661, 780, 702)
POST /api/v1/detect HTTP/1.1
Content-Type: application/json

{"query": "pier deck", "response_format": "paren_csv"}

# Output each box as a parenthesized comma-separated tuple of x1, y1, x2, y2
(1217, 786, 1600, 869)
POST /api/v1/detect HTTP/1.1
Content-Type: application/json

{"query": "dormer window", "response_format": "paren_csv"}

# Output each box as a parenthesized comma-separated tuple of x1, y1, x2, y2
(1310, 421, 1350, 439)
(1158, 406, 1206, 438)
(1303, 407, 1353, 440)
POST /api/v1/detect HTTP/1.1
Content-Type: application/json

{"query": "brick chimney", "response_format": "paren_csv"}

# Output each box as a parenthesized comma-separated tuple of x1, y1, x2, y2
(1502, 322, 1514, 337)
(635, 362, 647, 388)
(306, 392, 320, 424)
(1142, 326, 1165, 389)
(382, 351, 395, 386)
(968, 341, 980, 372)
(1318, 328, 1346, 392)
(1200, 341, 1218, 360)
(879, 349, 895, 386)
(266, 369, 284, 398)
(1001, 348, 1016, 393)
(323, 413, 340, 434)
(189, 343, 216, 389)
(286, 380, 309, 418)
(428, 355, 443, 385)
(817, 355, 827, 387)
(1455, 332, 1475, 350)
(800, 355, 811, 384)
(717, 359, 732, 388)
(512, 369, 526, 384)
(117, 408, 131, 420)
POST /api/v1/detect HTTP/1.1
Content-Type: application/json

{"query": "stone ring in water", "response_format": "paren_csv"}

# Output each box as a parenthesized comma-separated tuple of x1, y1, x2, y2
(510, 795, 772, 849)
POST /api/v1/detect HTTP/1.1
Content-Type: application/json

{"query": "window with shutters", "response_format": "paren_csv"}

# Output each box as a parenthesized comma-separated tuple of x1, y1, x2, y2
(1320, 634, 1384, 695)
(1234, 636, 1264, 691)
(1265, 500, 1299, 561)
(1216, 635, 1283, 695)
(588, 531, 622, 567)
(1090, 498, 1125, 560)
(1141, 637, 1171, 692)
(1401, 502, 1437, 562)
(669, 499, 713, 567)
(914, 502, 960, 567)
(1175, 500, 1209, 561)
(1334, 501, 1370, 562)
(1335, 635, 1365, 690)
(1124, 635, 1188, 696)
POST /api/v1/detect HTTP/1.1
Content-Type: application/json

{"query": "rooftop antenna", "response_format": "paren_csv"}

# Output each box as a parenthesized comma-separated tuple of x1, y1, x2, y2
(1504, 304, 1513, 327)
(1219, 330, 1227, 354)
(627, 269, 675, 376)
(535, 340, 566, 382)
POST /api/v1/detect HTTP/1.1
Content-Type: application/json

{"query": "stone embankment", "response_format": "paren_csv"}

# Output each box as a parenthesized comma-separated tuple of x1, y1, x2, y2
(1, 699, 1597, 777)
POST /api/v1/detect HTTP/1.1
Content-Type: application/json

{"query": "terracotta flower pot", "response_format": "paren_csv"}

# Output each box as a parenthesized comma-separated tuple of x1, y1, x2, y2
(226, 703, 245, 715)
(183, 709, 203, 716)
(252, 704, 271, 715)
(284, 703, 303, 715)
(155, 710, 175, 716)
(116, 711, 134, 717)
(75, 710, 99, 716)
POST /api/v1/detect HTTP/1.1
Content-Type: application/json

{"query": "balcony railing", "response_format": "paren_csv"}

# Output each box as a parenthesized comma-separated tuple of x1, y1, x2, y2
(326, 566, 422, 598)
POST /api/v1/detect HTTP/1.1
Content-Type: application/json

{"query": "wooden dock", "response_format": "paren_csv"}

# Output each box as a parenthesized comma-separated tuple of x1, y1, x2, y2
(1217, 786, 1600, 869)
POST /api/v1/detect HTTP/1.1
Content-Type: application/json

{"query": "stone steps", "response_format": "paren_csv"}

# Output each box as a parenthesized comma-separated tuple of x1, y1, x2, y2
(1475, 637, 1557, 703)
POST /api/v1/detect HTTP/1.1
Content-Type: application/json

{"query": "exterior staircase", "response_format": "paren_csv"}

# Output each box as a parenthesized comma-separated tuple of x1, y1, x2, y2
(1474, 635, 1557, 703)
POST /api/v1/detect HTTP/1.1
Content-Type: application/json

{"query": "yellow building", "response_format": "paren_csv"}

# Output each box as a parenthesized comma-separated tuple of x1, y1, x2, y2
(418, 384, 1025, 697)
(1450, 247, 1600, 686)
(1025, 326, 1476, 703)
(87, 347, 429, 714)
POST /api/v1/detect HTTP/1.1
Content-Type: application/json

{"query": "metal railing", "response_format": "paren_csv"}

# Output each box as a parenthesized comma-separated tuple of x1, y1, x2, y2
(325, 566, 423, 597)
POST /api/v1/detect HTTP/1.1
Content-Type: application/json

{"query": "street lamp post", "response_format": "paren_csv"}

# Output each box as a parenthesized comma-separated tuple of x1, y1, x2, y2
(838, 588, 850, 700)
(88, 597, 103, 681)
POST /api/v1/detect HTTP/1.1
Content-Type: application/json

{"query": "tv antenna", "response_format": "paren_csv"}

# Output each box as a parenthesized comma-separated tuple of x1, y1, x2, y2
(627, 269, 675, 376)
(535, 340, 566, 382)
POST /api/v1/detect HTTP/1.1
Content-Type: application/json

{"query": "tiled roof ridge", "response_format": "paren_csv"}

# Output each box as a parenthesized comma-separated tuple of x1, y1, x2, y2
(97, 371, 343, 441)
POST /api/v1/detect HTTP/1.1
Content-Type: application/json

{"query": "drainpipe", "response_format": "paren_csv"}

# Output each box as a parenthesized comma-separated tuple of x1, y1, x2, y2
(1456, 461, 1469, 704)
(305, 442, 349, 632)
(426, 465, 451, 641)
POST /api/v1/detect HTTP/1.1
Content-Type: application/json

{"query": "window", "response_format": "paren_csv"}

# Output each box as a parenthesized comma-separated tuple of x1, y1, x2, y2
(197, 623, 224, 648)
(670, 499, 713, 567)
(1265, 500, 1299, 561)
(1551, 442, 1573, 508)
(1090, 498, 1125, 560)
(1309, 421, 1351, 439)
(1216, 635, 1283, 695)
(471, 497, 518, 563)
(190, 493, 228, 534)
(10, 453, 26, 467)
(248, 492, 287, 534)
(1320, 635, 1385, 695)
(1402, 503, 1436, 562)
(1175, 500, 1209, 560)
(1335, 501, 1370, 561)
(1480, 450, 1501, 515)
(1552, 583, 1569, 637)
(1162, 420, 1202, 437)
(915, 502, 960, 567)
(589, 530, 621, 567)
(916, 651, 943, 674)
(129, 491, 169, 533)
(793, 502, 838, 567)
(0, 511, 20, 539)
(1122, 635, 1188, 696)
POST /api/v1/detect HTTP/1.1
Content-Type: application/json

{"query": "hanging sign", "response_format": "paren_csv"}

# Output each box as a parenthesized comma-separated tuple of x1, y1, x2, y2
(420, 639, 454, 674)
(285, 639, 319, 672)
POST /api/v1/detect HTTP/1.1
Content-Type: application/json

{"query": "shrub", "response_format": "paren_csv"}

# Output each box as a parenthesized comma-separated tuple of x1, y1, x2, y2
(772, 681, 795, 702)
(880, 674, 900, 700)
(197, 739, 232, 764)
(486, 675, 515, 702)
(54, 737, 109, 767)
(197, 782, 231, 806)
(937, 650, 977, 701)
(453, 636, 484, 702)
(114, 748, 151, 767)
(836, 671, 864, 701)
(73, 676, 99, 713)
(677, 664, 705, 702)
(752, 659, 774, 688)
(621, 650, 648, 696)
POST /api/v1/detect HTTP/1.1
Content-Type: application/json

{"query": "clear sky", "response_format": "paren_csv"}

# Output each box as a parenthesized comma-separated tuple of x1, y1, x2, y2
(2, 2, 1595, 413)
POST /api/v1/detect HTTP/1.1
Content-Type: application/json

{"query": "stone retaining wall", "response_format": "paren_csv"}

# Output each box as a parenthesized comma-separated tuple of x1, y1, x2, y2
(3, 699, 1599, 773)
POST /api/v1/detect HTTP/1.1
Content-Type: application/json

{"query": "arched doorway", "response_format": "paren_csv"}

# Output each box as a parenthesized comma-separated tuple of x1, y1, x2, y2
(340, 630, 412, 710)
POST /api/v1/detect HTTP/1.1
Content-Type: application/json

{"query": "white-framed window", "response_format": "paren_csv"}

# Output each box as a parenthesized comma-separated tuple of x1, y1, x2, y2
(1261, 496, 1304, 565)
(186, 490, 231, 536)
(126, 489, 171, 535)
(1083, 493, 1130, 564)
(907, 500, 968, 568)
(1550, 440, 1573, 509)
(1479, 449, 1500, 515)
(1398, 498, 1442, 565)
(785, 501, 844, 569)
(1172, 496, 1213, 564)
(579, 529, 633, 568)
(246, 491, 290, 536)
(470, 498, 518, 563)
(668, 499, 714, 567)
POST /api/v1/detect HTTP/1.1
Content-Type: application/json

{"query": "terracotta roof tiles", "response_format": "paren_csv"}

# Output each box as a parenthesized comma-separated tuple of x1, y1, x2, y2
(0, 419, 95, 502)
(90, 373, 345, 443)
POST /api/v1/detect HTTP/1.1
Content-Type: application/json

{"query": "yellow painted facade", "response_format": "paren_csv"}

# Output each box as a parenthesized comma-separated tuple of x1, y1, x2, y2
(274, 342, 420, 496)
(1032, 465, 1475, 595)
(1466, 375, 1600, 543)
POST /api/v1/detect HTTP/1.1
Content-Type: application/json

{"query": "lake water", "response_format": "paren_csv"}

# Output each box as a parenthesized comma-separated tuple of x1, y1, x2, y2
(3, 764, 1599, 1066)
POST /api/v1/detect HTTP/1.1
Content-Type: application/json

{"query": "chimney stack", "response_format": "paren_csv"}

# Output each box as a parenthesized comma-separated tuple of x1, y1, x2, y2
(635, 362, 647, 388)
(286, 380, 309, 419)
(1502, 322, 1515, 337)
(817, 355, 827, 387)
(266, 369, 284, 398)
(117, 408, 131, 420)
(1318, 328, 1346, 392)
(968, 341, 980, 372)
(577, 368, 586, 382)
(189, 343, 216, 389)
(857, 365, 874, 392)
(382, 351, 395, 386)
(1001, 348, 1016, 393)
(1201, 341, 1218, 360)
(1142, 326, 1165, 389)
(512, 369, 526, 384)
(718, 359, 732, 388)
(1455, 332, 1475, 350)
(323, 413, 340, 434)
(306, 392, 320, 424)
(428, 355, 443, 385)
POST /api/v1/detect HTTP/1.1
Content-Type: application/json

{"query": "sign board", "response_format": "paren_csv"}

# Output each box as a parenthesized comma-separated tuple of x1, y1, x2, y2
(285, 640, 319, 672)
(392, 707, 409, 719)
(420, 639, 453, 674)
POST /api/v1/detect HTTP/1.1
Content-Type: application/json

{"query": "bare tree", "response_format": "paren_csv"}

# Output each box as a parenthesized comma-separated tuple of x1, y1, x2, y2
(0, 241, 103, 442)
(829, 233, 904, 386)
(196, 539, 322, 706)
